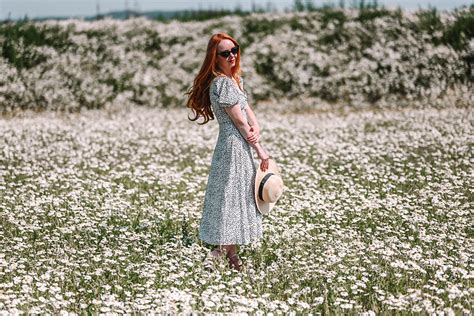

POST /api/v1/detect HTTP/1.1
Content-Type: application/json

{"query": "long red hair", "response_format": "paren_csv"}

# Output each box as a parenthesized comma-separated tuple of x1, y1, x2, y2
(185, 33, 242, 125)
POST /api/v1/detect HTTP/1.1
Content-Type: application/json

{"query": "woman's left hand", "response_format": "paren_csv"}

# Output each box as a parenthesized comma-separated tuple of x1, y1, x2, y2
(247, 126, 260, 144)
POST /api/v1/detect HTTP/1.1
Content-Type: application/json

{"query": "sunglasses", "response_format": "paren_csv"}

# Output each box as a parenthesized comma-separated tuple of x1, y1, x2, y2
(217, 45, 239, 58)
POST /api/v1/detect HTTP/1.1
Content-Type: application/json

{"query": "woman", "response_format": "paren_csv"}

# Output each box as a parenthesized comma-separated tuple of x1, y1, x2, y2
(186, 33, 270, 272)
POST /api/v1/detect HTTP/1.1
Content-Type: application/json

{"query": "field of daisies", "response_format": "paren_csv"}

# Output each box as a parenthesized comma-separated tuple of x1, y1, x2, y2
(1, 4, 473, 315)
(1, 99, 472, 313)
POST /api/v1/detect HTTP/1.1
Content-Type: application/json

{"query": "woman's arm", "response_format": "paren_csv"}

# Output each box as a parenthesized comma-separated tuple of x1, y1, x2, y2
(244, 104, 260, 143)
(244, 104, 260, 130)
(224, 105, 267, 159)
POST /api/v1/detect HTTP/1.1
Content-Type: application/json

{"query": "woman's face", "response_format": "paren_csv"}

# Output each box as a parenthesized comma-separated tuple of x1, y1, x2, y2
(216, 39, 237, 73)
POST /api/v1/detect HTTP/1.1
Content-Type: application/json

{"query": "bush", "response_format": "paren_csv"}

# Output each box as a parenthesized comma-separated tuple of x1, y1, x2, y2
(443, 6, 474, 50)
(356, 8, 394, 23)
(0, 21, 73, 70)
(319, 8, 347, 28)
(0, 8, 471, 113)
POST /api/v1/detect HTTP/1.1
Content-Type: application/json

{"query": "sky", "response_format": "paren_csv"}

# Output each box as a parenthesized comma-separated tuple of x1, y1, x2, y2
(1, 0, 472, 20)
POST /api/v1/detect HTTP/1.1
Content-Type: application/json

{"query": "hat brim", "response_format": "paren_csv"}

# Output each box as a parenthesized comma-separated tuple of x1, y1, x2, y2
(254, 158, 281, 215)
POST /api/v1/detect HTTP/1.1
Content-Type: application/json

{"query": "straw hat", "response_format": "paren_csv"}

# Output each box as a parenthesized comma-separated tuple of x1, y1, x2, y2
(254, 158, 284, 215)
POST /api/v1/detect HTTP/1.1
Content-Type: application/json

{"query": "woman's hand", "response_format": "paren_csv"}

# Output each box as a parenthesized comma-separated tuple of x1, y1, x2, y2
(259, 155, 270, 172)
(246, 126, 260, 144)
(258, 149, 270, 172)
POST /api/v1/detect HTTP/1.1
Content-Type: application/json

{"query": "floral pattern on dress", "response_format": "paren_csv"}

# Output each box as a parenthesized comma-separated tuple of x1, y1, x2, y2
(198, 75, 263, 245)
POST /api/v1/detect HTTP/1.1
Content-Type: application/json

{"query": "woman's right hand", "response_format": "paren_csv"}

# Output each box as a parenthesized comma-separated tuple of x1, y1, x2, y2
(259, 153, 270, 172)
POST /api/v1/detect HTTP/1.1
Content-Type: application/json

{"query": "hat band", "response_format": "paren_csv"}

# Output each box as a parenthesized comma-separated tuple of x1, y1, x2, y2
(258, 172, 274, 201)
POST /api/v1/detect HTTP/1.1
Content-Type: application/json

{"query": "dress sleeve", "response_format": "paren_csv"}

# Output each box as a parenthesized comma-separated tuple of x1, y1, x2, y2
(213, 76, 240, 108)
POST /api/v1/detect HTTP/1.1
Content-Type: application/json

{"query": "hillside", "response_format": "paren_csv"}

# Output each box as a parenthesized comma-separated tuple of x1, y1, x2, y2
(0, 6, 472, 113)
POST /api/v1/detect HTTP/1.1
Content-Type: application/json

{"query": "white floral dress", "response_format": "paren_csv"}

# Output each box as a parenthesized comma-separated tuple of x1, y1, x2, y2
(198, 75, 263, 245)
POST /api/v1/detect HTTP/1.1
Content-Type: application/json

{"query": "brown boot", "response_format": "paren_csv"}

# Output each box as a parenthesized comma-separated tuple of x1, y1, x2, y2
(228, 253, 243, 272)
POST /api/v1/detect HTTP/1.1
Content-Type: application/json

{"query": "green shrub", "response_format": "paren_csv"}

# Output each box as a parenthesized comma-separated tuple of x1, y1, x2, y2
(0, 21, 73, 70)
(414, 7, 444, 46)
(416, 7, 444, 33)
(0, 21, 72, 49)
(160, 9, 250, 22)
(254, 53, 293, 95)
(242, 17, 282, 35)
(356, 8, 394, 23)
(443, 6, 474, 50)
(241, 17, 284, 46)
(319, 8, 347, 28)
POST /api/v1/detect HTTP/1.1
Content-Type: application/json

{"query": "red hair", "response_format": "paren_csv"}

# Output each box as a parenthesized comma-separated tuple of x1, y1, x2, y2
(185, 33, 242, 125)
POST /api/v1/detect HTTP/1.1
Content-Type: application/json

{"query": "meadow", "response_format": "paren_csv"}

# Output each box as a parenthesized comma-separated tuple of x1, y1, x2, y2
(0, 98, 472, 313)
(0, 3, 473, 314)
